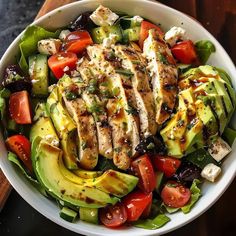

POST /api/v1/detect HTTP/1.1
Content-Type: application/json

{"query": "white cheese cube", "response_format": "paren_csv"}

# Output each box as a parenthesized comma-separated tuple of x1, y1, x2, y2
(208, 137, 232, 162)
(59, 30, 71, 41)
(37, 38, 62, 55)
(102, 34, 118, 48)
(90, 5, 119, 26)
(201, 163, 221, 182)
(132, 15, 143, 23)
(164, 26, 186, 47)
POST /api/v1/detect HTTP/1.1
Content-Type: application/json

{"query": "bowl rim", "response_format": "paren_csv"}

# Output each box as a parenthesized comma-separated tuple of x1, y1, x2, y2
(0, 0, 236, 235)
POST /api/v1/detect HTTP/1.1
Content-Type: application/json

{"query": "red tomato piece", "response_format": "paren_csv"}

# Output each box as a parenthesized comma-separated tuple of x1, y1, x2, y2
(141, 199, 152, 219)
(6, 135, 32, 172)
(99, 202, 127, 228)
(9, 90, 32, 124)
(64, 31, 93, 54)
(123, 190, 152, 222)
(171, 40, 198, 64)
(48, 52, 78, 79)
(131, 154, 156, 193)
(161, 181, 191, 208)
(139, 20, 164, 48)
(153, 155, 181, 177)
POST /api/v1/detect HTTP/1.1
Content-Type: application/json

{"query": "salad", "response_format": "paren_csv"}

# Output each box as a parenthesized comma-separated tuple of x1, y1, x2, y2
(1, 5, 236, 230)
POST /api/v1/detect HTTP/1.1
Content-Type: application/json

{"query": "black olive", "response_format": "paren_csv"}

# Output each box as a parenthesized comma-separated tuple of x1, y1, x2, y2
(172, 161, 201, 185)
(69, 12, 95, 31)
(135, 135, 166, 155)
(2, 65, 31, 93)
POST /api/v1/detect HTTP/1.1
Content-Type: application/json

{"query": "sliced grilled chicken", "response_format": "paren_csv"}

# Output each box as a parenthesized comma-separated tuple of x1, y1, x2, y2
(114, 45, 158, 137)
(143, 29, 178, 124)
(106, 98, 132, 169)
(87, 45, 140, 168)
(63, 94, 98, 170)
(78, 60, 113, 159)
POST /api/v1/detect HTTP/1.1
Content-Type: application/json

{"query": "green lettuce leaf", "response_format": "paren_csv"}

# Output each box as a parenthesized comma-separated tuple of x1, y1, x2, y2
(19, 25, 60, 72)
(133, 214, 170, 230)
(195, 40, 215, 64)
(0, 88, 10, 120)
(7, 151, 47, 196)
(162, 179, 201, 214)
(181, 179, 201, 213)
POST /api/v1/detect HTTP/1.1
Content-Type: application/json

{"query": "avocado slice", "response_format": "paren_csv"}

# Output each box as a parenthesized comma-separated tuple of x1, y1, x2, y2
(161, 109, 188, 157)
(34, 141, 118, 208)
(73, 168, 102, 179)
(46, 87, 78, 169)
(195, 99, 218, 137)
(59, 157, 138, 198)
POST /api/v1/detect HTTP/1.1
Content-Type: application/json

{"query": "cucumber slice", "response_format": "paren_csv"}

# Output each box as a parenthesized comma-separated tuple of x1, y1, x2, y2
(120, 18, 141, 29)
(29, 54, 49, 97)
(91, 25, 123, 44)
(222, 127, 236, 146)
(123, 27, 140, 43)
(59, 206, 78, 222)
(79, 207, 98, 224)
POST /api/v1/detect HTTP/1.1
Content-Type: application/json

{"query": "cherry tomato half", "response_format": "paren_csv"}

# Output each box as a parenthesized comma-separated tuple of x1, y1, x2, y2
(48, 52, 78, 79)
(171, 40, 198, 64)
(64, 31, 93, 54)
(153, 155, 181, 177)
(131, 154, 156, 193)
(99, 202, 127, 228)
(161, 181, 191, 208)
(6, 135, 32, 172)
(9, 90, 32, 124)
(123, 190, 152, 222)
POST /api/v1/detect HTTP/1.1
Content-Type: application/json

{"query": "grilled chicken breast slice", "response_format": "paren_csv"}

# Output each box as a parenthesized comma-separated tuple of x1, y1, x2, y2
(87, 45, 140, 158)
(78, 60, 113, 159)
(143, 29, 178, 124)
(106, 98, 132, 170)
(63, 95, 98, 170)
(114, 45, 158, 137)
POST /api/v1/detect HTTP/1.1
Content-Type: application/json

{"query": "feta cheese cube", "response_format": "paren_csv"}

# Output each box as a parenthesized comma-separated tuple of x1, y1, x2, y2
(90, 5, 119, 26)
(102, 34, 118, 48)
(208, 137, 232, 162)
(164, 26, 186, 47)
(132, 15, 143, 23)
(201, 163, 221, 182)
(37, 38, 62, 55)
(59, 30, 71, 41)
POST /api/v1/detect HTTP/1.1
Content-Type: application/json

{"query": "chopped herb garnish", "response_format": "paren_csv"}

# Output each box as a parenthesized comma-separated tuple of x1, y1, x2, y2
(114, 147, 122, 153)
(88, 102, 104, 114)
(87, 79, 98, 94)
(147, 142, 155, 150)
(81, 141, 88, 150)
(126, 105, 138, 115)
(65, 91, 77, 100)
(115, 69, 134, 76)
(158, 53, 169, 65)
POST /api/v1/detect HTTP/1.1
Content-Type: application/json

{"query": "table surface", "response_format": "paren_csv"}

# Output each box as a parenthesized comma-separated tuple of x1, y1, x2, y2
(0, 0, 236, 235)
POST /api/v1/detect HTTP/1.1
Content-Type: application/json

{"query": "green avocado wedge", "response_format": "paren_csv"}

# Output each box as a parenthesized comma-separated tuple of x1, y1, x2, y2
(34, 141, 118, 208)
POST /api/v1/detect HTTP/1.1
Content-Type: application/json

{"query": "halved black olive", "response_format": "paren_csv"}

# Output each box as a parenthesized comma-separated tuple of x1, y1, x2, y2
(2, 65, 31, 93)
(69, 12, 95, 31)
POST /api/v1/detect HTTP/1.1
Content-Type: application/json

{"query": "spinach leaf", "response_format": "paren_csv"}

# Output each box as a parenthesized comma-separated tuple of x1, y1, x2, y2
(222, 127, 236, 146)
(133, 214, 170, 230)
(185, 148, 218, 169)
(195, 40, 215, 64)
(19, 25, 60, 72)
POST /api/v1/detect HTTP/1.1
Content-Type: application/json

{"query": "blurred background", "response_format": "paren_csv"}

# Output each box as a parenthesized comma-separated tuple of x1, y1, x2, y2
(0, 0, 235, 235)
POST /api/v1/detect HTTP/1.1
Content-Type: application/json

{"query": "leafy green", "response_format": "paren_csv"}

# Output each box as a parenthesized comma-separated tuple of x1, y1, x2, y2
(222, 127, 236, 146)
(185, 148, 218, 169)
(96, 156, 119, 172)
(162, 179, 201, 214)
(0, 88, 10, 120)
(182, 179, 201, 213)
(195, 40, 215, 64)
(133, 214, 170, 230)
(8, 151, 47, 196)
(19, 25, 60, 72)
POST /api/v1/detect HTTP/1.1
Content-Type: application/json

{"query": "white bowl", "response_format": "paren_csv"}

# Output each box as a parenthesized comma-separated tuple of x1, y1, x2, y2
(0, 0, 235, 235)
